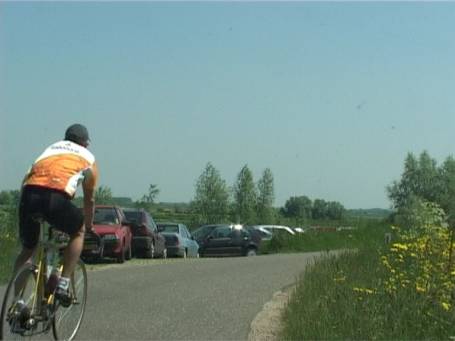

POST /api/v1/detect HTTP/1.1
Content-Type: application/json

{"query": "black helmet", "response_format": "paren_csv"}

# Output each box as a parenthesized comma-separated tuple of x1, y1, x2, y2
(65, 124, 90, 146)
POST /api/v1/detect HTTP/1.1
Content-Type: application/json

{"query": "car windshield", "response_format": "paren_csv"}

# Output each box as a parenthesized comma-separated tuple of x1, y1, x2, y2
(124, 211, 141, 224)
(158, 225, 179, 233)
(94, 208, 119, 225)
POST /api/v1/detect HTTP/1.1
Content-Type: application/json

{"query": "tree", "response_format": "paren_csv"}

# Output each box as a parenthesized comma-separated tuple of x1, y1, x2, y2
(326, 201, 346, 220)
(191, 163, 230, 224)
(386, 151, 455, 227)
(233, 165, 257, 224)
(143, 184, 160, 204)
(256, 168, 275, 224)
(0, 190, 20, 207)
(282, 196, 312, 222)
(387, 151, 441, 210)
(95, 186, 114, 205)
(437, 156, 455, 226)
(312, 199, 328, 220)
(136, 184, 160, 210)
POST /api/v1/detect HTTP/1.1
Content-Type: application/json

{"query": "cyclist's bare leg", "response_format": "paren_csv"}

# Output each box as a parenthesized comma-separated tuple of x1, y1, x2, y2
(13, 247, 35, 296)
(61, 226, 84, 279)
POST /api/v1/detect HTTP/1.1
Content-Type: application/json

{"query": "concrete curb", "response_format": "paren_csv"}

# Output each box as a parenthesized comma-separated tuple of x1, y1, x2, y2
(248, 287, 293, 341)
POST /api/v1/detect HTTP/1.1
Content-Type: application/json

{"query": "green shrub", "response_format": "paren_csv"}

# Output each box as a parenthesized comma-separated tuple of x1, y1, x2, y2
(0, 206, 19, 284)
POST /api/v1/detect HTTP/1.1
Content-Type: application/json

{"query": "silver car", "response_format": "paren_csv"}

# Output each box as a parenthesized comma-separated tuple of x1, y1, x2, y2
(156, 222, 199, 258)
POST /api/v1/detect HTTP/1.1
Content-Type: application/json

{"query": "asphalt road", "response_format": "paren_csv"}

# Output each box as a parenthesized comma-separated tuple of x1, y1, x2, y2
(1, 252, 324, 340)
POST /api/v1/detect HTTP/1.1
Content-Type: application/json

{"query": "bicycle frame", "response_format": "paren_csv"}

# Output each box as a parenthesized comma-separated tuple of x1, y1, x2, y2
(2, 218, 88, 341)
(28, 221, 63, 324)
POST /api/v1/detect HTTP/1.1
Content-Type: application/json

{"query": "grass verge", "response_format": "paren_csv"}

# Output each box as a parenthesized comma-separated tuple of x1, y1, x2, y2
(279, 224, 455, 339)
(0, 207, 19, 284)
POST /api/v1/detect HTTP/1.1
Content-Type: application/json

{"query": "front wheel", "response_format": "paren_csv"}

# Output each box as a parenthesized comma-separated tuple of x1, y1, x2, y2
(0, 265, 38, 340)
(52, 259, 87, 341)
(117, 245, 126, 264)
(125, 243, 132, 261)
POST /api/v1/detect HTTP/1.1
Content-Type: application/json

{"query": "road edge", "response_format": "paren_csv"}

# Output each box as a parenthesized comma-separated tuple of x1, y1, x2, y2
(248, 286, 294, 341)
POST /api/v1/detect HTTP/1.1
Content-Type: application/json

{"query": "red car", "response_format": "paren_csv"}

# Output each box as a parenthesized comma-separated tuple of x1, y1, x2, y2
(82, 205, 133, 263)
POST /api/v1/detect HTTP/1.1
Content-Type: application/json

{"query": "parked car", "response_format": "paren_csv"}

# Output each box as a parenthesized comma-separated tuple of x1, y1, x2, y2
(122, 208, 167, 259)
(82, 205, 132, 263)
(156, 222, 199, 258)
(293, 227, 307, 234)
(249, 225, 296, 240)
(194, 224, 260, 257)
(245, 226, 273, 241)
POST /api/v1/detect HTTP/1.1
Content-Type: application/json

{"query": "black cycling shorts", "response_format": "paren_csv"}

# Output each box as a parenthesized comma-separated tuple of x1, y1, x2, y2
(19, 185, 84, 249)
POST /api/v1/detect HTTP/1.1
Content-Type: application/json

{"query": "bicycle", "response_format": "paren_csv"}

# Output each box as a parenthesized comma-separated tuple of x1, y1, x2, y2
(0, 216, 88, 340)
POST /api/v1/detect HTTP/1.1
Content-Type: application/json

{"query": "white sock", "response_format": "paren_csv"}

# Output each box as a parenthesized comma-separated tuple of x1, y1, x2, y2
(57, 277, 70, 291)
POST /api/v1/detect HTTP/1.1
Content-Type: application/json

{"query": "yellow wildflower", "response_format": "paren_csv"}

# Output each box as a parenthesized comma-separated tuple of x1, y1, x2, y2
(441, 302, 451, 311)
(416, 285, 426, 293)
(392, 243, 408, 251)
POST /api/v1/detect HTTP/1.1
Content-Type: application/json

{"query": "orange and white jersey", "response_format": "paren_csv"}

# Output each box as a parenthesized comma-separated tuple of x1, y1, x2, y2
(24, 140, 98, 197)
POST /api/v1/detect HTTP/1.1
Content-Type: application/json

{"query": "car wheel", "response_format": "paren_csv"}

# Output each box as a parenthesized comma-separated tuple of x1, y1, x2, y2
(126, 243, 132, 260)
(147, 242, 155, 259)
(246, 248, 257, 257)
(117, 246, 126, 263)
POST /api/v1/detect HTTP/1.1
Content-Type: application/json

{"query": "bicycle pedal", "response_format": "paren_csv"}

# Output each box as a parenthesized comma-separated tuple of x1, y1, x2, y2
(55, 289, 72, 308)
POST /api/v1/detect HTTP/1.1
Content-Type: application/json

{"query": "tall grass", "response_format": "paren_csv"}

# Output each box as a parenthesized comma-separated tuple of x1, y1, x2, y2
(0, 207, 19, 284)
(280, 220, 455, 339)
(261, 219, 388, 254)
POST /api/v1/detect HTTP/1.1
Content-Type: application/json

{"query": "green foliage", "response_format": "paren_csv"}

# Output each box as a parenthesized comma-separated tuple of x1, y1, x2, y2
(347, 208, 392, 219)
(387, 151, 455, 226)
(136, 184, 160, 210)
(394, 197, 447, 230)
(191, 162, 230, 225)
(95, 185, 114, 205)
(256, 168, 275, 224)
(262, 220, 388, 254)
(0, 190, 20, 206)
(326, 201, 346, 220)
(311, 199, 328, 220)
(233, 165, 257, 224)
(281, 196, 312, 223)
(281, 209, 455, 340)
(437, 156, 455, 226)
(0, 206, 19, 284)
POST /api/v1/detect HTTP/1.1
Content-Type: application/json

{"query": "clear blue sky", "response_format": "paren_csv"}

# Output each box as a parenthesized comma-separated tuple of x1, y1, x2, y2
(1, 2, 455, 209)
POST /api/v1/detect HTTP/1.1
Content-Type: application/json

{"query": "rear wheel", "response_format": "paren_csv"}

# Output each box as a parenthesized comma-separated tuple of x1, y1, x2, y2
(0, 265, 38, 340)
(146, 242, 155, 259)
(52, 259, 87, 341)
(246, 248, 257, 257)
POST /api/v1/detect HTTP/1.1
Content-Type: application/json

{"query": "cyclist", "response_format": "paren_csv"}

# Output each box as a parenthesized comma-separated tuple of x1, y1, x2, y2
(13, 123, 98, 307)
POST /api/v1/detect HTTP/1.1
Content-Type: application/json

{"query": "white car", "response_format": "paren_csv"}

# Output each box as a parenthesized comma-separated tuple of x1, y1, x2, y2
(249, 225, 296, 240)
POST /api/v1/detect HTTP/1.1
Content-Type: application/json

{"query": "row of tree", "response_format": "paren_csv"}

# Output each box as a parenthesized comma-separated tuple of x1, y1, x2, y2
(188, 163, 346, 224)
(190, 163, 275, 225)
(281, 196, 345, 221)
(0, 162, 347, 226)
